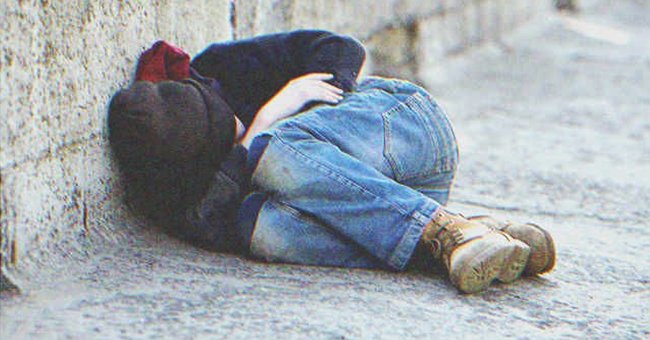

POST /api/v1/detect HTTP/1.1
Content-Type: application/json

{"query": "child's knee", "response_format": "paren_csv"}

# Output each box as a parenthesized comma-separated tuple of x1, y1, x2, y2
(250, 127, 315, 195)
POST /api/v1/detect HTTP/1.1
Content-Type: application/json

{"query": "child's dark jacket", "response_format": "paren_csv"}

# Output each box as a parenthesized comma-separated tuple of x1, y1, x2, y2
(185, 30, 366, 252)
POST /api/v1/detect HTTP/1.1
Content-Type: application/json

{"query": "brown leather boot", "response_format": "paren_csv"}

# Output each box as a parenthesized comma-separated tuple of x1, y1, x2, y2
(467, 216, 556, 276)
(421, 210, 531, 293)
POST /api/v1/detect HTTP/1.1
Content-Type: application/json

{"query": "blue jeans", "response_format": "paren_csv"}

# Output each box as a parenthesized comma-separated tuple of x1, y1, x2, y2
(243, 77, 458, 270)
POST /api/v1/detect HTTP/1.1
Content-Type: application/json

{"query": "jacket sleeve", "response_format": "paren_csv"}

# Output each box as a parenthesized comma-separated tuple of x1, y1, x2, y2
(294, 30, 366, 92)
(183, 145, 250, 252)
(191, 30, 366, 93)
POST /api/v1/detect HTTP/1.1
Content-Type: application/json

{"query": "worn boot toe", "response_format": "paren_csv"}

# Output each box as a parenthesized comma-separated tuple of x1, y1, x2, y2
(468, 216, 556, 276)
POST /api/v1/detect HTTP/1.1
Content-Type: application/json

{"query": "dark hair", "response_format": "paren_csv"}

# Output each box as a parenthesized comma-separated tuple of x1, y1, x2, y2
(108, 80, 235, 239)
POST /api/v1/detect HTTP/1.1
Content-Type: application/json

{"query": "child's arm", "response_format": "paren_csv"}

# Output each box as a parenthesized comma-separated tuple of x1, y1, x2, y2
(239, 73, 343, 148)
(296, 31, 366, 92)
(191, 30, 365, 125)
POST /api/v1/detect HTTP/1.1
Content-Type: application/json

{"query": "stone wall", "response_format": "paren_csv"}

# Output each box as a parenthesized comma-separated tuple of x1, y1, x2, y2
(0, 0, 550, 288)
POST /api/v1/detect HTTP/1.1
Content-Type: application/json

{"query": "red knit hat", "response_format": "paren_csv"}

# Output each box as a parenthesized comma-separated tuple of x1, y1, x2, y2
(135, 40, 191, 82)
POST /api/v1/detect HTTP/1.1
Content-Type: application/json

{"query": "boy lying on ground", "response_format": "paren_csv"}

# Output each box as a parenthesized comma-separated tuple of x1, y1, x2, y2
(108, 30, 555, 293)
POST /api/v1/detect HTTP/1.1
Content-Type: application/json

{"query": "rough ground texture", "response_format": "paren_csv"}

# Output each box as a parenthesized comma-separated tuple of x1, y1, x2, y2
(1, 0, 543, 290)
(2, 0, 649, 338)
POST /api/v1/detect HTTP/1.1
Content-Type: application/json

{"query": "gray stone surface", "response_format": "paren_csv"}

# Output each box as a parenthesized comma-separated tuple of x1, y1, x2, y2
(2, 0, 648, 338)
(1, 0, 233, 282)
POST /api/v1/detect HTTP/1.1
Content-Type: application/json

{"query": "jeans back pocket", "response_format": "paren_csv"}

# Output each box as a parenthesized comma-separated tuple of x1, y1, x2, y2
(382, 93, 458, 182)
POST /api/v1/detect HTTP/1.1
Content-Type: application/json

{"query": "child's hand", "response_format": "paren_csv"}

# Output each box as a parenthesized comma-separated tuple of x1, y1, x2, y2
(239, 73, 343, 148)
(262, 73, 344, 122)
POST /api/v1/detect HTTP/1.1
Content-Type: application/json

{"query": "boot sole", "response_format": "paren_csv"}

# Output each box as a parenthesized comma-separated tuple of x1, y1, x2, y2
(449, 233, 530, 293)
(523, 223, 556, 275)
(498, 239, 531, 283)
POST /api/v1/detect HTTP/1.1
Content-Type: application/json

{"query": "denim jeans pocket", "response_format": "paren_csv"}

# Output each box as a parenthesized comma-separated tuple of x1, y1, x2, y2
(382, 92, 458, 182)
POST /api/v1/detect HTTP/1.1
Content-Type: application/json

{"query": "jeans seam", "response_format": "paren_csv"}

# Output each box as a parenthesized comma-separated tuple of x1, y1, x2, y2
(408, 93, 458, 174)
(408, 93, 451, 173)
(272, 198, 327, 228)
(290, 120, 338, 147)
(417, 93, 460, 170)
(269, 199, 302, 219)
(409, 169, 457, 188)
(406, 93, 446, 174)
(381, 103, 406, 180)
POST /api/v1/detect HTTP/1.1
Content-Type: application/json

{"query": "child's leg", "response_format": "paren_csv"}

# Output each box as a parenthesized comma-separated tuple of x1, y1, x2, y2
(248, 78, 451, 270)
(246, 195, 383, 269)
(246, 78, 457, 269)
(247, 77, 532, 293)
(362, 77, 459, 205)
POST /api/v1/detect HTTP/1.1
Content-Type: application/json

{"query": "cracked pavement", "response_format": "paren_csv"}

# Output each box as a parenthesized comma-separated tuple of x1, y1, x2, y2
(1, 0, 648, 338)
